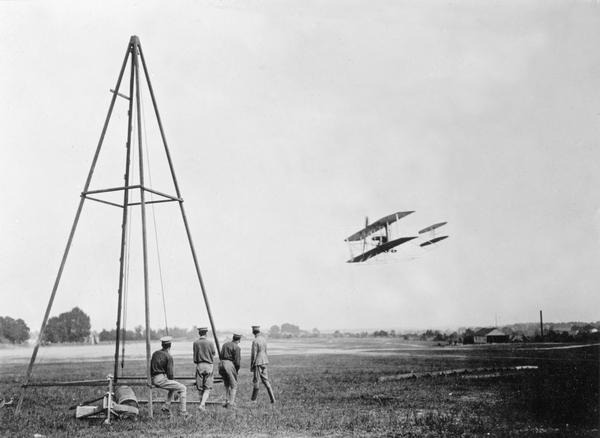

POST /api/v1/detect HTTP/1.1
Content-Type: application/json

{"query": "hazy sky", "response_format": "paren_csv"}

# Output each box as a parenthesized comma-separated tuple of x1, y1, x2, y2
(1, 0, 599, 335)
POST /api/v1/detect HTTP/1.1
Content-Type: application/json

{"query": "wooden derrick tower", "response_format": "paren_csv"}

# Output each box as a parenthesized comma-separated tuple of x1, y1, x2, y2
(16, 36, 220, 417)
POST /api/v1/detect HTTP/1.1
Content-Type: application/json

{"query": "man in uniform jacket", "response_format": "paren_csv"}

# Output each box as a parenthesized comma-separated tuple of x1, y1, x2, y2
(250, 325, 275, 403)
(219, 333, 242, 408)
(193, 326, 216, 411)
(150, 336, 189, 416)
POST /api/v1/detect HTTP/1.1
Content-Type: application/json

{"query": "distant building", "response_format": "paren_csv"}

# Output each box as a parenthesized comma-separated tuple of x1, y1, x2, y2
(486, 328, 508, 343)
(85, 331, 99, 344)
(473, 328, 494, 344)
(465, 328, 508, 344)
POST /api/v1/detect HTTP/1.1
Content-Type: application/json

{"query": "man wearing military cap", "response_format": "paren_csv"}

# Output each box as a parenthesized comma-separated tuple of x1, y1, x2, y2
(150, 336, 189, 416)
(219, 333, 242, 408)
(193, 327, 216, 411)
(250, 325, 275, 403)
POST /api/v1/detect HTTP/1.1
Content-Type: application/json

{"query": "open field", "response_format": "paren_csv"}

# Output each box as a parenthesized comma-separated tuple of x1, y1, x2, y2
(0, 338, 598, 437)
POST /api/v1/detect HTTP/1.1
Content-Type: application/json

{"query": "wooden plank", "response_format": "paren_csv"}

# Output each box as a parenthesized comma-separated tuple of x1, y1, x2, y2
(75, 405, 102, 419)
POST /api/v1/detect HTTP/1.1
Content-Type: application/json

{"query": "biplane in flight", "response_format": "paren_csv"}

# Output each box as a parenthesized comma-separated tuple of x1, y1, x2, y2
(345, 211, 449, 263)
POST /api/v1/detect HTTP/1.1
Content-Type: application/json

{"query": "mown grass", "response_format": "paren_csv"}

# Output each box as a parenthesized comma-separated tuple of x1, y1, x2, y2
(0, 341, 598, 437)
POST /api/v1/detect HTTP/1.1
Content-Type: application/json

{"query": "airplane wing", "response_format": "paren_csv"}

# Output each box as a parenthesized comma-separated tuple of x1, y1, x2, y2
(420, 235, 449, 247)
(418, 222, 447, 234)
(347, 236, 417, 263)
(345, 211, 414, 242)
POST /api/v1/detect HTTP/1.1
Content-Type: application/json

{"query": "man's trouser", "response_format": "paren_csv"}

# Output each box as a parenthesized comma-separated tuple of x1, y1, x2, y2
(252, 364, 275, 403)
(195, 362, 214, 392)
(219, 360, 238, 405)
(152, 374, 187, 413)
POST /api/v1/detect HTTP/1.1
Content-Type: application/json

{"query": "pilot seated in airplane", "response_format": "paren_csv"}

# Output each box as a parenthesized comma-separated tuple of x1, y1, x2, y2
(372, 235, 388, 245)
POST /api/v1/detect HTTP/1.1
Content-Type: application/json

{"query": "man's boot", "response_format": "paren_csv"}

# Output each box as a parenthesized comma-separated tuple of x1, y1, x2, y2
(229, 388, 237, 407)
(265, 383, 276, 404)
(223, 387, 230, 408)
(251, 387, 259, 401)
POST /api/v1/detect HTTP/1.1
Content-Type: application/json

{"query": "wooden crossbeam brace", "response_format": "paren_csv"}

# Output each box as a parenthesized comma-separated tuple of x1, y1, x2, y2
(110, 88, 131, 100)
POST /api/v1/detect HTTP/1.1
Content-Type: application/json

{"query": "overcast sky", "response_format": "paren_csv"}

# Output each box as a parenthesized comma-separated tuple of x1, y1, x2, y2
(1, 0, 599, 335)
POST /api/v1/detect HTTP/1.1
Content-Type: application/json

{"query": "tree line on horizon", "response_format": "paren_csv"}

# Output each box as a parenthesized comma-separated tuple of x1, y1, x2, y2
(98, 325, 191, 342)
(0, 307, 91, 345)
(2, 310, 599, 345)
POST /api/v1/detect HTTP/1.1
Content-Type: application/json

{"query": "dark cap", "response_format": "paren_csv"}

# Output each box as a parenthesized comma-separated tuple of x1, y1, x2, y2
(198, 327, 208, 333)
(233, 333, 241, 341)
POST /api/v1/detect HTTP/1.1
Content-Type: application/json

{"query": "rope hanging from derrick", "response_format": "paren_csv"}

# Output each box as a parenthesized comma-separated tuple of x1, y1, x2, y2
(119, 84, 171, 372)
(140, 89, 170, 336)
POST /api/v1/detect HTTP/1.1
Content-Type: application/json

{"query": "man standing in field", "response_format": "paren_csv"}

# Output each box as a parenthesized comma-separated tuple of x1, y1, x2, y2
(250, 325, 275, 403)
(193, 326, 216, 411)
(150, 336, 189, 417)
(219, 333, 242, 408)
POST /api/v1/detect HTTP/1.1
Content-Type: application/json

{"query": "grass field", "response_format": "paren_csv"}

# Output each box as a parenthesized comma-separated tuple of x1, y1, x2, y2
(0, 339, 598, 437)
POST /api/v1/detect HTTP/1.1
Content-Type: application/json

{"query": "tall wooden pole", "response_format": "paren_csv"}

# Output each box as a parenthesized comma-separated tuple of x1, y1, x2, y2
(15, 44, 132, 416)
(137, 43, 222, 357)
(131, 35, 154, 417)
(113, 41, 136, 381)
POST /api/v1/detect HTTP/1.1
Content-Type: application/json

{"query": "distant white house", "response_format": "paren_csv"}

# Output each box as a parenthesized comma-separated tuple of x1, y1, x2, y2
(85, 331, 99, 344)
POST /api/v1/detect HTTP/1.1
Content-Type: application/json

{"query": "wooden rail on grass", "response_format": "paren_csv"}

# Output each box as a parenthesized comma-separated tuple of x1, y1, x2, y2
(23, 375, 223, 387)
